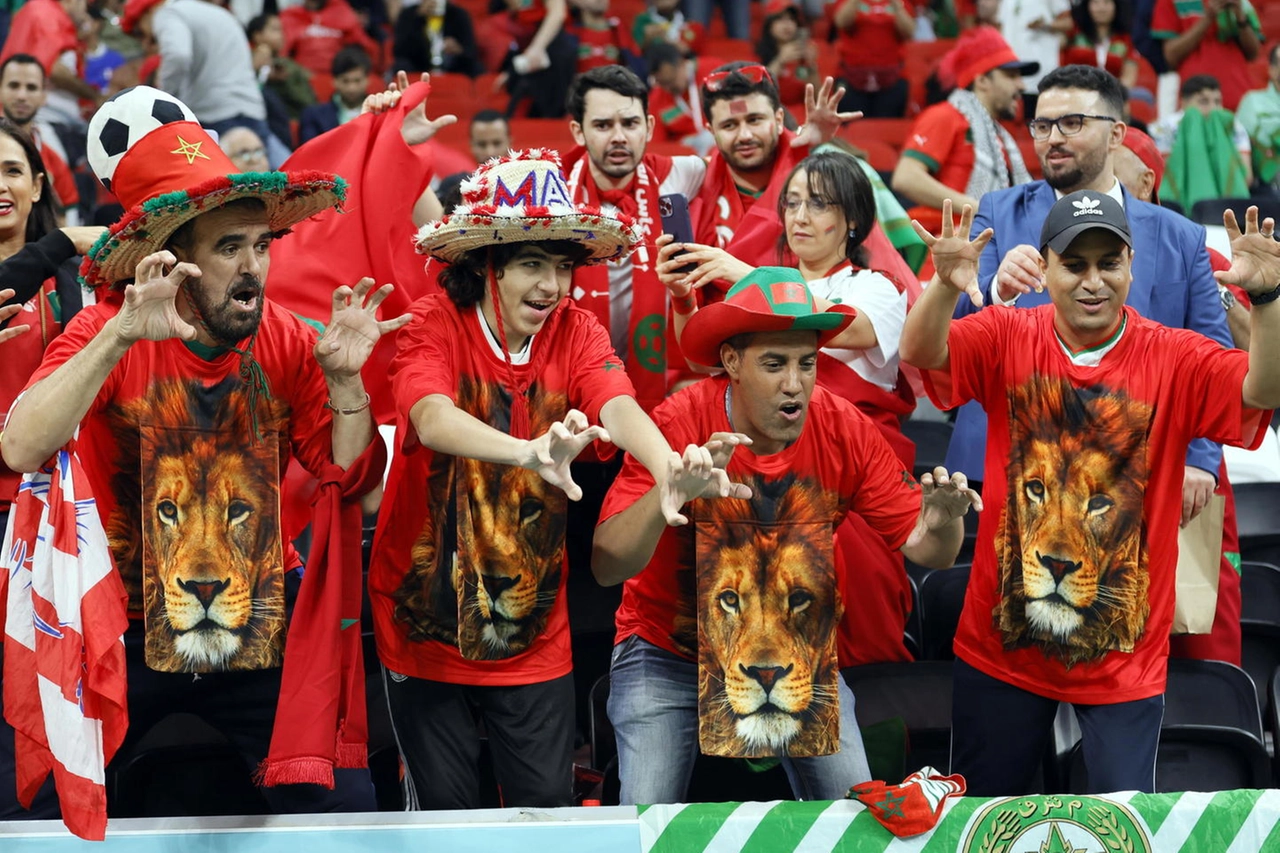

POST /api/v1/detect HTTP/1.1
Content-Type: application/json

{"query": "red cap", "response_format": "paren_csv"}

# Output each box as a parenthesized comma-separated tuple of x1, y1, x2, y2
(1122, 126, 1164, 204)
(941, 26, 1040, 90)
(122, 0, 165, 34)
(763, 0, 800, 18)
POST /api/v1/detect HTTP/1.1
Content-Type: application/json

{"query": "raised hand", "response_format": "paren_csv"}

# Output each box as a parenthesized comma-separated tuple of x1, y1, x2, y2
(360, 71, 458, 146)
(918, 466, 983, 530)
(792, 77, 861, 149)
(1216, 207, 1280, 297)
(912, 199, 993, 306)
(0, 289, 30, 344)
(314, 277, 414, 378)
(517, 409, 611, 500)
(658, 434, 754, 526)
(114, 251, 201, 344)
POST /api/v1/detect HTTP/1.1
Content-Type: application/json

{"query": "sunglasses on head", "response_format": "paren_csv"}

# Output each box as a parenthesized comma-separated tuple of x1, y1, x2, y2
(704, 64, 773, 93)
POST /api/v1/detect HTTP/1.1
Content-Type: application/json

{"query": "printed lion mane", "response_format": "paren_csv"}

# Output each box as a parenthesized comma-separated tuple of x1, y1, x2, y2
(109, 375, 287, 672)
(696, 474, 841, 757)
(997, 375, 1152, 666)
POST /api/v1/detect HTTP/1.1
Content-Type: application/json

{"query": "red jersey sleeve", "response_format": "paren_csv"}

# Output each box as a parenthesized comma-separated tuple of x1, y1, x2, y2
(901, 104, 965, 176)
(826, 401, 921, 551)
(598, 386, 698, 525)
(1167, 329, 1271, 450)
(1150, 0, 1184, 38)
(563, 307, 636, 424)
(24, 304, 122, 414)
(920, 304, 1014, 411)
(389, 295, 462, 421)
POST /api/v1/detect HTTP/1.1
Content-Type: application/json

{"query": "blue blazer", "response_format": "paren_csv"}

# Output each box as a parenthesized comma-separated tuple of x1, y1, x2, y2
(944, 180, 1231, 479)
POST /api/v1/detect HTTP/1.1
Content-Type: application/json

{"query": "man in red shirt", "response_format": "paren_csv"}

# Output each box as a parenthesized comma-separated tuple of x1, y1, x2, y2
(280, 0, 379, 78)
(1152, 0, 1262, 111)
(371, 150, 720, 810)
(593, 266, 980, 805)
(892, 27, 1038, 236)
(901, 194, 1280, 795)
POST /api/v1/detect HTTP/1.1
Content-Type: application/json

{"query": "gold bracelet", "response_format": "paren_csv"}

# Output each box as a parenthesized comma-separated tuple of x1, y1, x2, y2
(324, 392, 371, 415)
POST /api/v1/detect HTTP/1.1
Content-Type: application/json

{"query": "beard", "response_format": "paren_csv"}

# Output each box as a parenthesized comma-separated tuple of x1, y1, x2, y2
(590, 143, 639, 179)
(188, 274, 264, 343)
(1042, 145, 1107, 193)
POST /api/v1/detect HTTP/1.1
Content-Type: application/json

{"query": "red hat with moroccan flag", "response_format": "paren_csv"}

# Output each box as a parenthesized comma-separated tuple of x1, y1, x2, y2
(80, 85, 344, 289)
(681, 267, 854, 367)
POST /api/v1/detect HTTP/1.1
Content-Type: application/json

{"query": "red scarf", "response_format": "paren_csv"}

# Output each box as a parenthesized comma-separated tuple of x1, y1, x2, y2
(564, 148, 676, 412)
(256, 438, 386, 787)
(0, 278, 59, 509)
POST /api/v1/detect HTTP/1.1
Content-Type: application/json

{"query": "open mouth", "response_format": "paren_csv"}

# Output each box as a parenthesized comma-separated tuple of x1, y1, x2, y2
(1077, 296, 1107, 312)
(524, 298, 555, 316)
(0, 202, 13, 216)
(779, 400, 803, 421)
(229, 281, 262, 310)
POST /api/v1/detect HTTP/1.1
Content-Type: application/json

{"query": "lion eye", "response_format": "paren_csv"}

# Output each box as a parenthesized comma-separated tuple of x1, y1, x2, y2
(157, 500, 179, 526)
(718, 590, 740, 613)
(227, 500, 252, 525)
(1087, 495, 1114, 516)
(519, 497, 544, 524)
(788, 590, 813, 613)
(1025, 479, 1045, 502)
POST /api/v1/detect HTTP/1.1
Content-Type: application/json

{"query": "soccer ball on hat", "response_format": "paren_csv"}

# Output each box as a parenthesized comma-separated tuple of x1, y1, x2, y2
(87, 86, 198, 192)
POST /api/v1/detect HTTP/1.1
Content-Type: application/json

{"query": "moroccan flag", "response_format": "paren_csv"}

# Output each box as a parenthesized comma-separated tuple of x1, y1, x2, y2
(1, 450, 129, 841)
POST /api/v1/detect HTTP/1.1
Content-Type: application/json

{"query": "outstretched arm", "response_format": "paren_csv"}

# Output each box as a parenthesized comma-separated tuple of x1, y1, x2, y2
(899, 467, 983, 568)
(791, 77, 861, 149)
(1216, 208, 1280, 410)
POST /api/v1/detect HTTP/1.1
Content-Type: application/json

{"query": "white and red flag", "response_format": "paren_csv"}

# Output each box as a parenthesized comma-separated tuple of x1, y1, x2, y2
(1, 449, 129, 840)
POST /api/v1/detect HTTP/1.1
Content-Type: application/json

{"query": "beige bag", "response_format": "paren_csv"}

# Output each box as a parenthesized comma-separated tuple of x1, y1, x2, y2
(1172, 494, 1225, 635)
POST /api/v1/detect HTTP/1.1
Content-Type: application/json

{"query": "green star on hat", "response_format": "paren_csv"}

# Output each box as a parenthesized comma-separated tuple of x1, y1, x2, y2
(680, 267, 855, 367)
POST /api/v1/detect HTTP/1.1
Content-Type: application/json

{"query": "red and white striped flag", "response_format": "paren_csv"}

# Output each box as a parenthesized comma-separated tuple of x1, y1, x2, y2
(1, 449, 129, 840)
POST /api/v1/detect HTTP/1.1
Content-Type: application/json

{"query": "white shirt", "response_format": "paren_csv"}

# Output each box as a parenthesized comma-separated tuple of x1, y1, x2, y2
(806, 266, 906, 392)
(998, 0, 1070, 92)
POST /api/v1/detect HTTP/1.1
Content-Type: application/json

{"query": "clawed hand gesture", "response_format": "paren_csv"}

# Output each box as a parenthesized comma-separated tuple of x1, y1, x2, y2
(1216, 206, 1280, 297)
(518, 409, 611, 501)
(114, 251, 202, 344)
(659, 432, 754, 526)
(314, 277, 414, 378)
(912, 200, 993, 306)
(918, 467, 983, 530)
(361, 71, 458, 147)
(793, 77, 861, 149)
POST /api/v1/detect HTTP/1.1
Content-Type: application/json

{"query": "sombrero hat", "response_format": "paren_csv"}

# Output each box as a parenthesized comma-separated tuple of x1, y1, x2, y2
(415, 149, 639, 265)
(80, 86, 345, 289)
(681, 267, 854, 367)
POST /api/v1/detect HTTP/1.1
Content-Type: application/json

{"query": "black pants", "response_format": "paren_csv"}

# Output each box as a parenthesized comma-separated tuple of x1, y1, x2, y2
(383, 667, 575, 810)
(950, 658, 1163, 796)
(838, 77, 909, 119)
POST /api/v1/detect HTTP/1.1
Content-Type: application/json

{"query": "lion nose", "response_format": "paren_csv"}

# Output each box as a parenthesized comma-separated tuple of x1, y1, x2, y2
(481, 573, 518, 603)
(741, 663, 794, 693)
(178, 577, 231, 609)
(1037, 552, 1082, 584)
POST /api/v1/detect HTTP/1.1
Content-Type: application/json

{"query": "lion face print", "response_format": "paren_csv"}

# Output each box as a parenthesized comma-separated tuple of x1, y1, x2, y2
(695, 474, 841, 758)
(996, 376, 1152, 666)
(110, 376, 287, 673)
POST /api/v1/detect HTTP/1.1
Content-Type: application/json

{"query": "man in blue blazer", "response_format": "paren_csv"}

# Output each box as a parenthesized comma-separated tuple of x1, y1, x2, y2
(945, 64, 1231, 522)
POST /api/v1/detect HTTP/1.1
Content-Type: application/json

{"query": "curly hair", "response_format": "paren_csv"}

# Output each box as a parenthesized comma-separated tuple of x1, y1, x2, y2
(438, 240, 593, 308)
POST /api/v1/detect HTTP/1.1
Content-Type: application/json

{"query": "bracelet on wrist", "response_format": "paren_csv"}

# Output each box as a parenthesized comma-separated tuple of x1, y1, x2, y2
(672, 292, 697, 316)
(324, 391, 372, 415)
(1247, 283, 1280, 307)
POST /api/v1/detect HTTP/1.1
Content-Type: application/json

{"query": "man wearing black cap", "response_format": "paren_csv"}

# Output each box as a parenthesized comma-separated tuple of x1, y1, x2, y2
(901, 195, 1280, 796)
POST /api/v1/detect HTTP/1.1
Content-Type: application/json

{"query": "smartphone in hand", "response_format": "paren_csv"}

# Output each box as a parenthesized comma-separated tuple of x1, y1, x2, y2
(658, 193, 697, 275)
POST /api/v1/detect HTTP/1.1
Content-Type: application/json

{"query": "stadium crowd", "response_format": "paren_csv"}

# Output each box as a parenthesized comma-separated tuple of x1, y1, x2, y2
(1, 0, 1279, 837)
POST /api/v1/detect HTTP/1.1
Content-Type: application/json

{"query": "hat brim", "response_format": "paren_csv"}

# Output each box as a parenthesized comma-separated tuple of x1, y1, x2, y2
(415, 209, 635, 265)
(682, 302, 854, 368)
(1000, 60, 1041, 78)
(1043, 221, 1132, 256)
(80, 170, 346, 289)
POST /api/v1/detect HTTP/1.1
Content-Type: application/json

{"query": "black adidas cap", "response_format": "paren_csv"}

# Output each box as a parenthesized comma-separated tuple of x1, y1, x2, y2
(1040, 190, 1133, 255)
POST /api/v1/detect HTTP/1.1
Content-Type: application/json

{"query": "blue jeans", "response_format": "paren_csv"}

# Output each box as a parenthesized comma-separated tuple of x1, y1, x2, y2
(607, 635, 871, 804)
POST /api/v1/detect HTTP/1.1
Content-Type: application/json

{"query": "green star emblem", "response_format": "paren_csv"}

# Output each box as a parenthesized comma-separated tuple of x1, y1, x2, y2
(876, 789, 908, 820)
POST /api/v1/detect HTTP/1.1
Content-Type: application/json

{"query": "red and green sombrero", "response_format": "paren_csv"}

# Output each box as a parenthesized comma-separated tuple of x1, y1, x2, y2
(80, 86, 345, 289)
(681, 267, 854, 367)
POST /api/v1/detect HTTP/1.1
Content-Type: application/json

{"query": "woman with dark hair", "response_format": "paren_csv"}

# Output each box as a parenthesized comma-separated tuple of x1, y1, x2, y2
(656, 149, 921, 669)
(1061, 0, 1140, 89)
(755, 0, 818, 108)
(0, 117, 104, 823)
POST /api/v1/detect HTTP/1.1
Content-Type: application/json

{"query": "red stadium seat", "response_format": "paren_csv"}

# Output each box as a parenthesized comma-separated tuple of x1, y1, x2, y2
(903, 38, 955, 116)
(646, 139, 699, 157)
(703, 36, 756, 63)
(505, 117, 577, 153)
(852, 138, 900, 173)
(845, 117, 913, 148)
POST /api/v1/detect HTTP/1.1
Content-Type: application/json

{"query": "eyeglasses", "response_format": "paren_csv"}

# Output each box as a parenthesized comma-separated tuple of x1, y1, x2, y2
(782, 196, 835, 215)
(704, 64, 773, 92)
(1027, 114, 1117, 140)
(230, 146, 267, 163)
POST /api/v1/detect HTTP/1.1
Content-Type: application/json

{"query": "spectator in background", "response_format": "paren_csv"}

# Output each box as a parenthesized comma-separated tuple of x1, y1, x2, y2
(0, 0, 102, 127)
(1152, 0, 1261, 111)
(632, 0, 705, 58)
(997, 0, 1070, 116)
(645, 42, 722, 154)
(1150, 73, 1253, 190)
(280, 0, 380, 78)
(755, 0, 818, 110)
(300, 45, 371, 144)
(0, 55, 79, 222)
(684, 0, 748, 41)
(469, 108, 511, 163)
(218, 124, 271, 173)
(567, 0, 631, 74)
(82, 4, 128, 92)
(1235, 43, 1280, 192)
(1061, 0, 1140, 90)
(828, 0, 915, 118)
(491, 0, 576, 118)
(248, 12, 318, 122)
(893, 27, 1037, 236)
(393, 0, 482, 77)
(956, 0, 1000, 30)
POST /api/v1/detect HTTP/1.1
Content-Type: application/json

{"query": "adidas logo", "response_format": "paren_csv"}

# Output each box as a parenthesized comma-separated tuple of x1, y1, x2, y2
(1072, 195, 1104, 217)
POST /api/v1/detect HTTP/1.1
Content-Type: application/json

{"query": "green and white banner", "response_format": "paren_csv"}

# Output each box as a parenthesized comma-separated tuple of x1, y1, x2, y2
(639, 789, 1280, 853)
